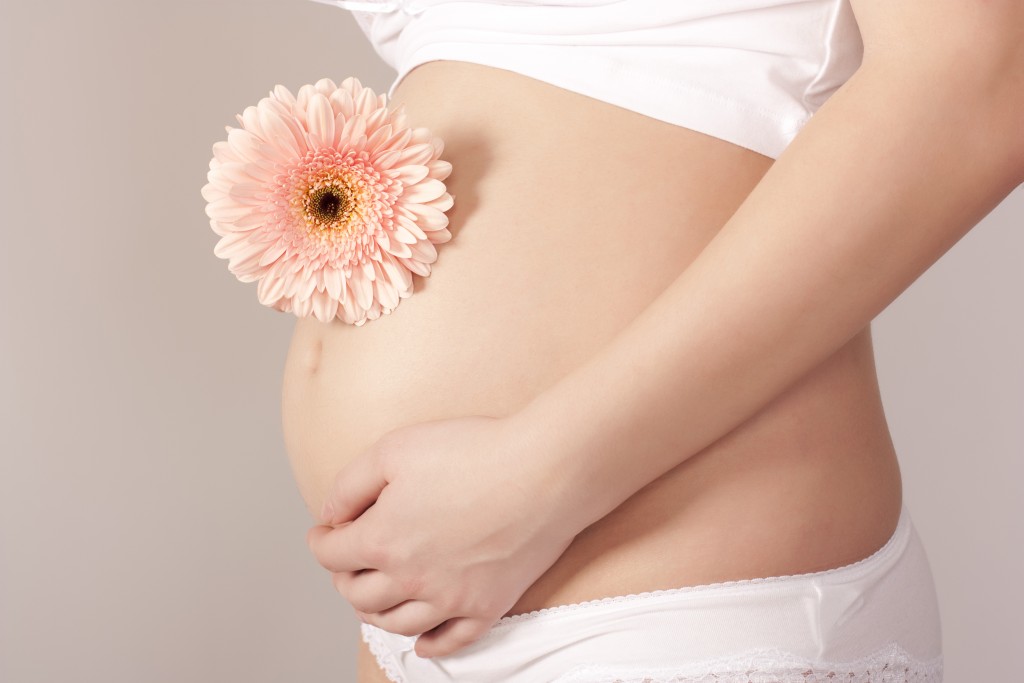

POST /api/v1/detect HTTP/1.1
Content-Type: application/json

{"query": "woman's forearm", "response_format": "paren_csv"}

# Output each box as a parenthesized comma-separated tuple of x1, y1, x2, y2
(512, 57, 1023, 534)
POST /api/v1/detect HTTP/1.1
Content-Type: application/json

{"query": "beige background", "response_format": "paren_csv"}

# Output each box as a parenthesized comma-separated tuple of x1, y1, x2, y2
(1, 0, 1021, 681)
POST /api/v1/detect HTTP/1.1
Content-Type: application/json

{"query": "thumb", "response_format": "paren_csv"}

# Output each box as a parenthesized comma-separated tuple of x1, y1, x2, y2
(320, 448, 389, 525)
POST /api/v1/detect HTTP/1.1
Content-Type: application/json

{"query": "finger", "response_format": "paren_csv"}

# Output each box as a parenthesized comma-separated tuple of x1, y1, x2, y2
(332, 569, 411, 614)
(322, 448, 390, 525)
(306, 521, 371, 573)
(414, 616, 491, 659)
(360, 599, 448, 638)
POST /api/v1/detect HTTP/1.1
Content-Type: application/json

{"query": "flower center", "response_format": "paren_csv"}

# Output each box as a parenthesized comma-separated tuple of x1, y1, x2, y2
(307, 184, 352, 227)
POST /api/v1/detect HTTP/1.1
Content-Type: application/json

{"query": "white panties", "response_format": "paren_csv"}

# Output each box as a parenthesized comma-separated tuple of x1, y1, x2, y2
(361, 502, 944, 682)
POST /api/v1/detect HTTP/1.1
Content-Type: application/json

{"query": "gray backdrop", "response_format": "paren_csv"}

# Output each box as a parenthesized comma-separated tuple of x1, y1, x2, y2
(1, 0, 1020, 681)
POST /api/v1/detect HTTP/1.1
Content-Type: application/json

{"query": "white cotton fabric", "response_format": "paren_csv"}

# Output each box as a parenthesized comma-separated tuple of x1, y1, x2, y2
(332, 0, 865, 159)
(360, 503, 944, 682)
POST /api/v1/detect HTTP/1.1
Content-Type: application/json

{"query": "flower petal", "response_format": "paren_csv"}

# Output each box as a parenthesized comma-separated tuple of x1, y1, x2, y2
(427, 159, 453, 181)
(380, 250, 413, 293)
(227, 128, 264, 162)
(391, 223, 419, 245)
(273, 84, 297, 108)
(352, 269, 374, 310)
(360, 257, 376, 282)
(377, 126, 414, 156)
(329, 88, 355, 120)
(401, 178, 446, 203)
(314, 77, 338, 97)
(231, 210, 270, 231)
(398, 255, 431, 277)
(389, 163, 430, 185)
(324, 266, 344, 301)
(407, 239, 437, 264)
(385, 237, 413, 259)
(307, 93, 336, 150)
(393, 142, 434, 167)
(294, 294, 314, 318)
(227, 183, 268, 206)
(213, 230, 249, 260)
(401, 203, 449, 230)
(354, 85, 376, 116)
(364, 123, 393, 156)
(258, 105, 303, 158)
(395, 214, 428, 240)
(373, 261, 399, 311)
(297, 265, 318, 301)
(365, 106, 389, 135)
(373, 149, 403, 169)
(257, 273, 287, 306)
(425, 192, 455, 212)
(340, 115, 366, 145)
(258, 240, 289, 267)
(312, 288, 339, 323)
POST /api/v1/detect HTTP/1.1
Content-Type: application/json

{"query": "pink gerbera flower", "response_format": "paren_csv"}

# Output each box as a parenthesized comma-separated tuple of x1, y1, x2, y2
(201, 76, 454, 326)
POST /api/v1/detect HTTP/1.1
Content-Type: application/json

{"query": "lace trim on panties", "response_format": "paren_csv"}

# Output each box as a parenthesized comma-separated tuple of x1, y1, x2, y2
(362, 624, 942, 683)
(361, 624, 406, 683)
(552, 641, 944, 683)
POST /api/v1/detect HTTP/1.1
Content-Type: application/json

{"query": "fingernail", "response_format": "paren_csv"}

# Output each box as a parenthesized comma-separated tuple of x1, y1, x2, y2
(320, 499, 334, 523)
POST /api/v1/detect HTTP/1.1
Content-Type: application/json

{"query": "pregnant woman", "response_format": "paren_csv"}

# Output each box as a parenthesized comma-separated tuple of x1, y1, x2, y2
(283, 0, 1024, 681)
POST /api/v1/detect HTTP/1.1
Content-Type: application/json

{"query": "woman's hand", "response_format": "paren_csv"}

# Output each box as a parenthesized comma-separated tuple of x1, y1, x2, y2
(305, 413, 580, 659)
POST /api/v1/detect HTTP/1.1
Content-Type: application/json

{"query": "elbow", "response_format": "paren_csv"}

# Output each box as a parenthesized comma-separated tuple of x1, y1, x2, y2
(925, 43, 1024, 186)
(854, 2, 1024, 184)
(978, 87, 1024, 191)
(990, 63, 1024, 187)
(981, 36, 1024, 184)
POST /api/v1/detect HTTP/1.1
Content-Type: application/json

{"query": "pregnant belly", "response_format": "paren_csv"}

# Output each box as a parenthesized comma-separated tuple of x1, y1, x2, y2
(281, 60, 904, 618)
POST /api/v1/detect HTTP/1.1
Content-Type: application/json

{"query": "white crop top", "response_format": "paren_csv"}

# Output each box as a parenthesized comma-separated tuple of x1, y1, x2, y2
(310, 0, 864, 159)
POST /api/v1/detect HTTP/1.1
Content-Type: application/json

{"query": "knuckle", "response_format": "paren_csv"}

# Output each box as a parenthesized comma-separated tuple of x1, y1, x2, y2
(434, 588, 461, 615)
(363, 538, 392, 567)
(460, 590, 498, 618)
(398, 573, 426, 598)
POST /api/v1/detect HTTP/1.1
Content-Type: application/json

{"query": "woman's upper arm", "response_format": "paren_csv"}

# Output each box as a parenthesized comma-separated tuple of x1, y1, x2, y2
(850, 0, 1024, 177)
(850, 0, 1023, 63)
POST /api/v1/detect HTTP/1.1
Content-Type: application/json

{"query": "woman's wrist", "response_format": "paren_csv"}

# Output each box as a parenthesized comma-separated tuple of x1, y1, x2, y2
(504, 356, 654, 536)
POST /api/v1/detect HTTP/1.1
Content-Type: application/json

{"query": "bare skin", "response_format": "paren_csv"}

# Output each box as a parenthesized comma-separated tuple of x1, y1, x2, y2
(281, 60, 904, 681)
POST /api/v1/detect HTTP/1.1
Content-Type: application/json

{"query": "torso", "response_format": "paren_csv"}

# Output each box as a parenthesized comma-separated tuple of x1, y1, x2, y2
(281, 60, 903, 620)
